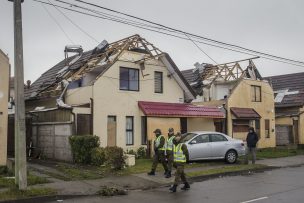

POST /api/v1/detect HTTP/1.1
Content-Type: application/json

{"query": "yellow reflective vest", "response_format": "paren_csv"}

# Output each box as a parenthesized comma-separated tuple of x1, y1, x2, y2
(173, 143, 186, 163)
(166, 136, 175, 151)
(155, 135, 165, 151)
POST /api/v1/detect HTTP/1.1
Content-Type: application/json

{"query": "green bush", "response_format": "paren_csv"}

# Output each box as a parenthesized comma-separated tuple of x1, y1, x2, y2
(69, 135, 100, 164)
(104, 146, 125, 170)
(91, 147, 106, 166)
(0, 166, 8, 176)
(126, 149, 137, 156)
(136, 147, 147, 159)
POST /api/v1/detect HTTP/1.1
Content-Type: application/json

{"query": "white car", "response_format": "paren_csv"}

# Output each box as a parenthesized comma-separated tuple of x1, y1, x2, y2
(181, 131, 246, 164)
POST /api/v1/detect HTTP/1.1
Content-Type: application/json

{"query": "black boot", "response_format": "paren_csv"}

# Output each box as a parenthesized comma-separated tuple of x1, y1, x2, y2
(181, 182, 190, 190)
(147, 170, 155, 175)
(165, 171, 171, 178)
(169, 184, 177, 192)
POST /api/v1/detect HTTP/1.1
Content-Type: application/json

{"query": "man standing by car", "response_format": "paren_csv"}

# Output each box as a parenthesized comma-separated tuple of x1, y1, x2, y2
(165, 128, 175, 178)
(246, 127, 259, 164)
(169, 132, 190, 193)
(148, 129, 168, 176)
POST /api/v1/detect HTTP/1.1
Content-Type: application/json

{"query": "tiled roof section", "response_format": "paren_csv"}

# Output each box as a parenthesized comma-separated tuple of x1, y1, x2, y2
(230, 107, 261, 119)
(181, 68, 202, 95)
(138, 101, 224, 118)
(24, 50, 93, 100)
(181, 69, 196, 84)
(264, 72, 304, 107)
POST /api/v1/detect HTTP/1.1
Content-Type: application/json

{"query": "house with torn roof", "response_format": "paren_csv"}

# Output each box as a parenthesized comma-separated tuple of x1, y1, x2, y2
(265, 72, 304, 146)
(24, 35, 224, 161)
(182, 58, 276, 148)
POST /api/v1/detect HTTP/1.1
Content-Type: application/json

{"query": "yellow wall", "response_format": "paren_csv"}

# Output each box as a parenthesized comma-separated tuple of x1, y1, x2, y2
(0, 50, 9, 165)
(66, 86, 92, 106)
(227, 79, 275, 148)
(187, 118, 215, 132)
(147, 117, 180, 141)
(87, 51, 185, 150)
(276, 117, 293, 125)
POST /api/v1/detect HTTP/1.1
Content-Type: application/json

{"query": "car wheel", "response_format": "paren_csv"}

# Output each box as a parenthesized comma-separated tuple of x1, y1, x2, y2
(225, 150, 237, 164)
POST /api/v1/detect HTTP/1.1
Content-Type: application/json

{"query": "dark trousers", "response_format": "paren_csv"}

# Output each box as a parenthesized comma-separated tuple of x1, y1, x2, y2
(166, 150, 173, 172)
(151, 150, 168, 172)
(173, 163, 187, 185)
(245, 147, 257, 164)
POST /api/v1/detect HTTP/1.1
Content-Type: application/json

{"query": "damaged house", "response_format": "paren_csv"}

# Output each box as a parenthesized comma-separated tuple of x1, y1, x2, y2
(182, 57, 276, 148)
(265, 72, 304, 146)
(25, 35, 224, 161)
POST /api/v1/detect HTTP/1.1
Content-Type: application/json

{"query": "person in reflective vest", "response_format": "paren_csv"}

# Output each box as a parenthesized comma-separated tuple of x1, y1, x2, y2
(148, 129, 168, 176)
(169, 132, 190, 193)
(165, 127, 175, 178)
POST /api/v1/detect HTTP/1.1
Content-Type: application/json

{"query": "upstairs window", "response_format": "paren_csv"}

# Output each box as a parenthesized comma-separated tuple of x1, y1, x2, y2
(120, 67, 139, 91)
(154, 71, 163, 93)
(251, 85, 261, 102)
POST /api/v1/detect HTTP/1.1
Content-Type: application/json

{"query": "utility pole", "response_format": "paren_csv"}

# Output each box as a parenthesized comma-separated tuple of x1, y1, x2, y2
(9, 0, 27, 190)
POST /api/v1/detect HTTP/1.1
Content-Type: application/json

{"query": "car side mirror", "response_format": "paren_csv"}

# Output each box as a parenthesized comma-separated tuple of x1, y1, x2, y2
(190, 140, 197, 145)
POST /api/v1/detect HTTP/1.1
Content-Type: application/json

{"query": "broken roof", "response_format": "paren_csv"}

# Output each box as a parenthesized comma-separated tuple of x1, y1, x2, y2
(264, 72, 304, 108)
(181, 57, 262, 95)
(25, 34, 195, 101)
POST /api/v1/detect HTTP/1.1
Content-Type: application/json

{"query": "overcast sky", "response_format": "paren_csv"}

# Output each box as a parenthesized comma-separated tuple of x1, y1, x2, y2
(1, 0, 304, 82)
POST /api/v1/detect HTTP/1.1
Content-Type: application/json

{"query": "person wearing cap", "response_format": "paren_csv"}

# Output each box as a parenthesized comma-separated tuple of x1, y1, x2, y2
(147, 129, 168, 175)
(169, 132, 190, 193)
(165, 127, 175, 178)
(245, 126, 259, 164)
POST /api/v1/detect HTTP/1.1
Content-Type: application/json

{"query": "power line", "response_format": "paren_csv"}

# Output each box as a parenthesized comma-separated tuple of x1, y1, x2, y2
(47, 0, 99, 43)
(184, 33, 218, 64)
(41, 3, 75, 44)
(71, 0, 304, 66)
(33, 0, 304, 67)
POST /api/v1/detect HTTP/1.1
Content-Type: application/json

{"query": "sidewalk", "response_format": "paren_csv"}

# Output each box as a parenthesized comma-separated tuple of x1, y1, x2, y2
(29, 155, 304, 196)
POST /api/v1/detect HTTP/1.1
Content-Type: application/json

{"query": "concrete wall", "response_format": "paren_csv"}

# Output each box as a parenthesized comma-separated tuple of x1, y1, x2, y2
(32, 123, 73, 161)
(187, 118, 215, 132)
(87, 51, 184, 150)
(0, 50, 9, 166)
(227, 79, 275, 148)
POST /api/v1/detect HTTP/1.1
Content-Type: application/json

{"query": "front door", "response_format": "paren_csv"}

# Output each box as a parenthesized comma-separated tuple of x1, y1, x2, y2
(107, 116, 117, 146)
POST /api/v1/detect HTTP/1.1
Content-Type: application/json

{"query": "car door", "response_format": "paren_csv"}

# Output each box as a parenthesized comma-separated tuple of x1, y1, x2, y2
(210, 133, 229, 158)
(187, 134, 212, 160)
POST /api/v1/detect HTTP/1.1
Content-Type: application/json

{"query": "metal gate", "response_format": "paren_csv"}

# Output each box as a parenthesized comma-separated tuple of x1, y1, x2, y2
(276, 125, 293, 146)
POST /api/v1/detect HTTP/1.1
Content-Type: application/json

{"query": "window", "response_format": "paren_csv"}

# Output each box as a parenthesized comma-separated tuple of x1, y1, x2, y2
(251, 85, 261, 102)
(154, 71, 163, 93)
(233, 120, 250, 132)
(120, 67, 139, 91)
(255, 119, 260, 137)
(211, 134, 228, 142)
(191, 134, 210, 144)
(265, 119, 270, 138)
(141, 116, 147, 145)
(126, 116, 134, 145)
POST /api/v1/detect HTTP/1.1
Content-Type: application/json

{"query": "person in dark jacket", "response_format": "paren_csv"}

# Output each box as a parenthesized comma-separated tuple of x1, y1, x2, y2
(246, 127, 259, 164)
(147, 129, 168, 175)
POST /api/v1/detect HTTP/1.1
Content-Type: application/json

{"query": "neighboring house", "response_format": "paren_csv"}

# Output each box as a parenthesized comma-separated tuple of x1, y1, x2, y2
(0, 49, 9, 166)
(265, 72, 304, 146)
(25, 35, 224, 161)
(182, 58, 276, 148)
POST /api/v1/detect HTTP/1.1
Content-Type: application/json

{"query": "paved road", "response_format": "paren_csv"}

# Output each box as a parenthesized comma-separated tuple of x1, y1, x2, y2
(49, 165, 304, 203)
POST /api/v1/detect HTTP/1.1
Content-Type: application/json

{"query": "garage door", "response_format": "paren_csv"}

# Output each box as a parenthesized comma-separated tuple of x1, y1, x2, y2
(276, 125, 293, 146)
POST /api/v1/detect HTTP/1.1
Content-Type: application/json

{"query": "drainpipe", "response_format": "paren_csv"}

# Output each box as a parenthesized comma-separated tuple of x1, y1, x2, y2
(90, 98, 94, 135)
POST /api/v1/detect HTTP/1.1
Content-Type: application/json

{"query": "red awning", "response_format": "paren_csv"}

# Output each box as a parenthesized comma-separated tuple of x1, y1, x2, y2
(138, 101, 224, 118)
(230, 107, 261, 119)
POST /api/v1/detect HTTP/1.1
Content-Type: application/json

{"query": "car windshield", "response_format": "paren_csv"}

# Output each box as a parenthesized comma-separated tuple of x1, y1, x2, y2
(181, 133, 197, 143)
